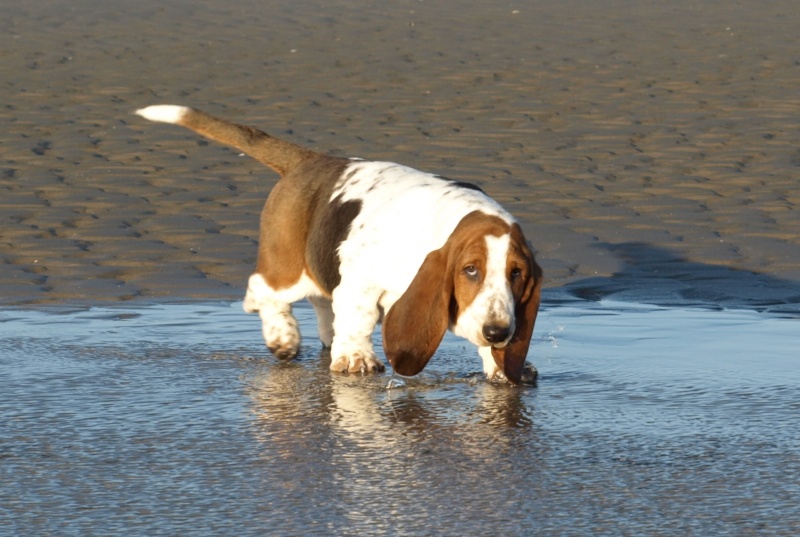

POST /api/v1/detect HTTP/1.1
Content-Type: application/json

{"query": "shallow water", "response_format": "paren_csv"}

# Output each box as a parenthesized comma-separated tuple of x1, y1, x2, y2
(2, 298, 798, 536)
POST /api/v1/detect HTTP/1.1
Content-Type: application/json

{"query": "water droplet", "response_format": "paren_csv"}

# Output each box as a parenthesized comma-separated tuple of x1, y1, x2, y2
(386, 376, 407, 390)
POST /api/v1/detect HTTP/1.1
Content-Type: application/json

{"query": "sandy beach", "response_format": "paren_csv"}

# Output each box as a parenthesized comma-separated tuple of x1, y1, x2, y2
(2, 0, 799, 307)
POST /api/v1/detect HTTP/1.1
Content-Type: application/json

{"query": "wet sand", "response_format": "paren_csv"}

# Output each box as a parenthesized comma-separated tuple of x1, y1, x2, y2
(2, 0, 799, 307)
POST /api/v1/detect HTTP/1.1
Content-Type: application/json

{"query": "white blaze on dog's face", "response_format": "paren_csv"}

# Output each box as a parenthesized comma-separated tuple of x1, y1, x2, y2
(451, 232, 525, 348)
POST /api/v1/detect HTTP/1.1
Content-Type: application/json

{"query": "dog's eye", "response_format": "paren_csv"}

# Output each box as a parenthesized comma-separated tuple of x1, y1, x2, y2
(510, 267, 522, 280)
(463, 265, 479, 279)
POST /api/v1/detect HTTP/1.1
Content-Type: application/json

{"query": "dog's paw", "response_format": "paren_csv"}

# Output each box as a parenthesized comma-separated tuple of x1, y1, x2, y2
(519, 362, 538, 384)
(267, 340, 300, 361)
(263, 314, 301, 361)
(330, 351, 385, 374)
(484, 363, 503, 382)
(484, 361, 538, 385)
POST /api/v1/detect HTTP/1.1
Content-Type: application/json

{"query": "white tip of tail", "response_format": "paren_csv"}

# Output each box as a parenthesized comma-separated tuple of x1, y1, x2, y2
(135, 105, 190, 124)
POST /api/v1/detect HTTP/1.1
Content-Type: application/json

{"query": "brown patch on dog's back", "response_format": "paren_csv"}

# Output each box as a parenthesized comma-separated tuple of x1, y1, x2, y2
(137, 106, 366, 297)
(306, 194, 362, 292)
(255, 155, 357, 295)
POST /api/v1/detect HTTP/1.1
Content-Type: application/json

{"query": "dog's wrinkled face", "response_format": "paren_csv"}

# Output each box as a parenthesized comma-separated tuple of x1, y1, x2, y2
(382, 211, 541, 383)
(450, 231, 532, 348)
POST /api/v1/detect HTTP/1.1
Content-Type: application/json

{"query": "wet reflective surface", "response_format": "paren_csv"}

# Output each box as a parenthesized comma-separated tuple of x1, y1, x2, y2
(1, 299, 798, 536)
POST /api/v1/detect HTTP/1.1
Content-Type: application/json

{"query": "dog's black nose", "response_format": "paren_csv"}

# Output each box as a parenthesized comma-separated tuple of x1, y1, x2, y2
(483, 324, 511, 344)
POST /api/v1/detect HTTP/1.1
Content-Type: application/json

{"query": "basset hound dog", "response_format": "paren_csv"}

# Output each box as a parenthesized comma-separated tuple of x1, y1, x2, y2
(135, 105, 543, 384)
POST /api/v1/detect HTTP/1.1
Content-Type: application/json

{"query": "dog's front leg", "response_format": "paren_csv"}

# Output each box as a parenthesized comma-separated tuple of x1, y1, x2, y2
(328, 280, 385, 374)
(479, 346, 502, 380)
(478, 346, 537, 384)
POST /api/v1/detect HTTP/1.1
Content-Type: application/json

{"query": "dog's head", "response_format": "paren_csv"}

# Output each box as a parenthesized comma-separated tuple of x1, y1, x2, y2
(383, 211, 542, 383)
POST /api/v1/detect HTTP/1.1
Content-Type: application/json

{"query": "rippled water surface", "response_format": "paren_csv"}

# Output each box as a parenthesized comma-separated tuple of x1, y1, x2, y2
(1, 299, 798, 536)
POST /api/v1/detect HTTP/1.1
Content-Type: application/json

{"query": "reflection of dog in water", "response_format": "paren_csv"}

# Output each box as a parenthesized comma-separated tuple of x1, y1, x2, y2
(136, 105, 543, 383)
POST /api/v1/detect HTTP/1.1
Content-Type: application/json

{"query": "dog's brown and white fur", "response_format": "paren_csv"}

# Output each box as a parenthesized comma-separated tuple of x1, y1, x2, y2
(135, 105, 543, 383)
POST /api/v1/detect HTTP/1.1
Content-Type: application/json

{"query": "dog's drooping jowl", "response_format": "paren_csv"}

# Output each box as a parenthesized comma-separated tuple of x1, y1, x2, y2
(136, 105, 543, 383)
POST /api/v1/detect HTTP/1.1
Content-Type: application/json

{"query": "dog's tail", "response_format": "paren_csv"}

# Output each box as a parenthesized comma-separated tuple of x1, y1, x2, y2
(135, 105, 316, 175)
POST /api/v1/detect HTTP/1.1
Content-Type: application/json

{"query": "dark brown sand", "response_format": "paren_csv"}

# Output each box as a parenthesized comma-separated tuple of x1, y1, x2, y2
(2, 0, 799, 306)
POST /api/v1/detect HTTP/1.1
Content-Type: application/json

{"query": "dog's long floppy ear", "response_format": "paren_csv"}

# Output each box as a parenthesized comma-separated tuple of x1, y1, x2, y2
(492, 237, 543, 384)
(383, 248, 452, 377)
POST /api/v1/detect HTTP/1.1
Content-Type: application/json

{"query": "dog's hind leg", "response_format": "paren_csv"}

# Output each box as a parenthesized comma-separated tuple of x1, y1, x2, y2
(308, 295, 334, 348)
(256, 301, 300, 360)
(244, 272, 319, 360)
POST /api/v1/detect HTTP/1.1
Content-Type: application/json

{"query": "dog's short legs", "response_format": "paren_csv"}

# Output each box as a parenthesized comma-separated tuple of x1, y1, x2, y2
(243, 272, 311, 360)
(479, 346, 502, 380)
(308, 295, 334, 348)
(256, 301, 301, 359)
(329, 282, 385, 374)
(479, 346, 537, 383)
